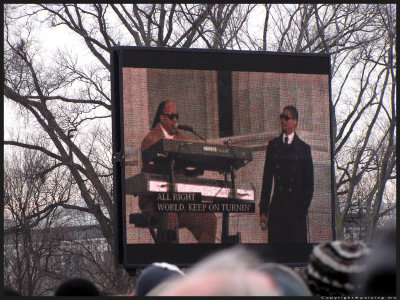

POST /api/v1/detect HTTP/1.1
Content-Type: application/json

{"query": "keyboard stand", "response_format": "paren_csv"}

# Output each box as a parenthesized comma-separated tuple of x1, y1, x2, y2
(221, 167, 241, 244)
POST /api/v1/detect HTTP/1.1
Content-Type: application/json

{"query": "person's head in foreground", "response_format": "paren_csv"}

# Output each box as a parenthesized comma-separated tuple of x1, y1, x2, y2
(147, 246, 283, 296)
(133, 262, 185, 296)
(358, 222, 396, 296)
(257, 262, 312, 296)
(54, 277, 100, 296)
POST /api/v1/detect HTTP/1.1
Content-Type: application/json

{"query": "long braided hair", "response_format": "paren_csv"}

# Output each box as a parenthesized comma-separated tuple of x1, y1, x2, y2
(151, 101, 168, 129)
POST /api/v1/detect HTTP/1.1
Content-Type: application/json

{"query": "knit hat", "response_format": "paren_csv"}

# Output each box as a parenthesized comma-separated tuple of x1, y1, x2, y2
(304, 241, 370, 296)
(134, 262, 185, 296)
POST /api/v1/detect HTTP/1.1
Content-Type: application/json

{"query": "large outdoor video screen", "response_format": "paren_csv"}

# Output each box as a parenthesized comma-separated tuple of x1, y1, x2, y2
(111, 47, 334, 269)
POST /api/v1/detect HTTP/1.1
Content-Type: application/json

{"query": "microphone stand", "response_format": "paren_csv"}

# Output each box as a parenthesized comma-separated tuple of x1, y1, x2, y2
(190, 130, 207, 142)
(221, 139, 241, 243)
(177, 124, 207, 142)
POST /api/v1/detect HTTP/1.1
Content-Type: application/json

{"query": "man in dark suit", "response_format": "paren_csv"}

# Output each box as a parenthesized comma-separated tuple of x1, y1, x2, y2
(140, 101, 217, 243)
(259, 105, 314, 243)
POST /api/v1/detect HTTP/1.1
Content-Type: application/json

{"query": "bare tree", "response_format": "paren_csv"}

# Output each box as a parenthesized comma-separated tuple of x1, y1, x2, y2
(4, 3, 254, 294)
(4, 145, 73, 295)
(327, 4, 396, 239)
(4, 2, 254, 246)
(4, 138, 130, 295)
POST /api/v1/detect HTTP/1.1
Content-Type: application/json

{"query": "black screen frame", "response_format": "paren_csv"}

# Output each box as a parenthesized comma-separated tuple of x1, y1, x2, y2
(111, 46, 335, 270)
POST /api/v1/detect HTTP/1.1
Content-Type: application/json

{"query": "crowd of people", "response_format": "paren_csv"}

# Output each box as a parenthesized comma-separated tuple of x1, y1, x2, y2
(4, 222, 396, 297)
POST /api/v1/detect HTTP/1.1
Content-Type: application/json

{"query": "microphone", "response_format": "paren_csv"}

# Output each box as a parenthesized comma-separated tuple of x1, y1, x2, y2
(175, 123, 207, 142)
(176, 124, 193, 132)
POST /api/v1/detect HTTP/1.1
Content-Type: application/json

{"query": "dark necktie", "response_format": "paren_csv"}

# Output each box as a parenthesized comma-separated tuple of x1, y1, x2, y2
(285, 137, 289, 144)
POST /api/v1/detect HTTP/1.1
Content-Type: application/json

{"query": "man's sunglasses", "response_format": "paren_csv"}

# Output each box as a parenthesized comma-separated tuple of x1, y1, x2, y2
(163, 113, 179, 120)
(279, 114, 294, 121)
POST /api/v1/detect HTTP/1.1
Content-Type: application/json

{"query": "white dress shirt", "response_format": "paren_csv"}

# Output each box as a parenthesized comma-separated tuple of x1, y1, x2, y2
(283, 131, 295, 144)
(160, 124, 174, 139)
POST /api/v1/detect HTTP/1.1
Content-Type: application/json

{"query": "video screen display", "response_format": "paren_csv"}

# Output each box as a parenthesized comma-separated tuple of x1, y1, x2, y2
(111, 47, 333, 268)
